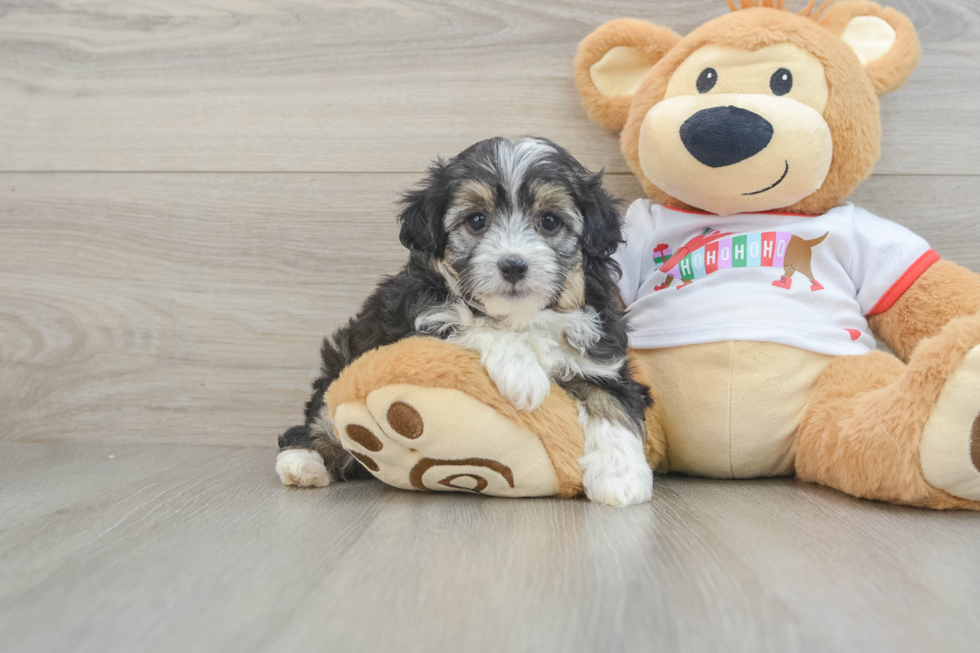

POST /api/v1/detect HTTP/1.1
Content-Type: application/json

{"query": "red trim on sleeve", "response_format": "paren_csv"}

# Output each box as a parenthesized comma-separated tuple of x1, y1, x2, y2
(866, 249, 940, 316)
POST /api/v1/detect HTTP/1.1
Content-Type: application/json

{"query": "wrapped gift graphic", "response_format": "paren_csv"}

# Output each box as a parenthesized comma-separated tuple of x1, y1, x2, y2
(652, 243, 673, 265)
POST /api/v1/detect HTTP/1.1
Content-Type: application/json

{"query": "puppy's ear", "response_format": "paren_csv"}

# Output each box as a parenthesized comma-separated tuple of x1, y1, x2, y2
(575, 19, 681, 131)
(576, 172, 623, 263)
(398, 160, 449, 255)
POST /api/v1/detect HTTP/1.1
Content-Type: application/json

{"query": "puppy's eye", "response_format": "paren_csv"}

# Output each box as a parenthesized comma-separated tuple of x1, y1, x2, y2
(770, 68, 793, 96)
(466, 213, 487, 233)
(539, 213, 561, 232)
(696, 68, 718, 94)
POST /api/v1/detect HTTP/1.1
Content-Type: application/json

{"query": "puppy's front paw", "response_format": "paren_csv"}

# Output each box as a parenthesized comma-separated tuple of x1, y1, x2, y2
(578, 420, 653, 507)
(486, 357, 551, 411)
(580, 452, 653, 506)
(276, 449, 332, 487)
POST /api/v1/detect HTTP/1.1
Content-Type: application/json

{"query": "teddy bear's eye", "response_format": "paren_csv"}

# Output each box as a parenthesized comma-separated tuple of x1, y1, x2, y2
(696, 68, 718, 93)
(770, 68, 793, 96)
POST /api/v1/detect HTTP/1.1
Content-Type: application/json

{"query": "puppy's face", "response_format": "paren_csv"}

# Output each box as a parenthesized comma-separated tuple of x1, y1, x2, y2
(399, 137, 621, 321)
(442, 140, 587, 319)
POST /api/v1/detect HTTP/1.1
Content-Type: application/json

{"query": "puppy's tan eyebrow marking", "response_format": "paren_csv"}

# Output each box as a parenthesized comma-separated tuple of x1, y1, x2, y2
(445, 179, 496, 228)
(530, 182, 573, 211)
(530, 181, 582, 232)
(455, 180, 495, 210)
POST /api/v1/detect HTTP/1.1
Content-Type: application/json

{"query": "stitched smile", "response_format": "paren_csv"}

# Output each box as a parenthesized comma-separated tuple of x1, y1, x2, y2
(743, 161, 789, 196)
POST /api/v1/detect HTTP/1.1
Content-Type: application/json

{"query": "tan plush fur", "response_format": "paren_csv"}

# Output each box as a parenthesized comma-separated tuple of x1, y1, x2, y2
(818, 0, 921, 95)
(797, 315, 980, 509)
(326, 337, 586, 498)
(632, 342, 833, 478)
(574, 19, 681, 131)
(570, 1, 980, 508)
(869, 260, 980, 362)
(581, 4, 913, 216)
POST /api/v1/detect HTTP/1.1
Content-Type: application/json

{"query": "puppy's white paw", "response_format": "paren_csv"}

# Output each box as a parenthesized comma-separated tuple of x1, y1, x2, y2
(579, 456, 653, 508)
(578, 416, 653, 507)
(276, 449, 331, 487)
(580, 455, 653, 507)
(487, 357, 551, 411)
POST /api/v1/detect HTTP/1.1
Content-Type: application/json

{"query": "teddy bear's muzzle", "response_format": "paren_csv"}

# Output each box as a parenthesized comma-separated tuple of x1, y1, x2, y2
(637, 93, 833, 215)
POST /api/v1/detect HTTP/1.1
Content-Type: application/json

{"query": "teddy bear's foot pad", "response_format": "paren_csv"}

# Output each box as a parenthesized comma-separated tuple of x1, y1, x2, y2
(920, 344, 980, 500)
(333, 384, 562, 497)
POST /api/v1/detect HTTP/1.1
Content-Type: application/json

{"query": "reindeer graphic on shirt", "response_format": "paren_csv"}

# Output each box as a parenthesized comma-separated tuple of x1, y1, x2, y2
(652, 228, 828, 291)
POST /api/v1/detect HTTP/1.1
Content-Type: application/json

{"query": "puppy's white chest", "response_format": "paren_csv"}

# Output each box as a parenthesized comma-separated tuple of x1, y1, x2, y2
(507, 329, 564, 375)
(456, 311, 592, 378)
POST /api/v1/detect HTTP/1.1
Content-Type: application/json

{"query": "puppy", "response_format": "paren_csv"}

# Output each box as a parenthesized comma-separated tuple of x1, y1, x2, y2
(277, 136, 653, 506)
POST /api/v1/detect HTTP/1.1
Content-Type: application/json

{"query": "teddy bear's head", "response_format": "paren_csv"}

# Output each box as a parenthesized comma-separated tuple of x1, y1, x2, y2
(575, 1, 920, 216)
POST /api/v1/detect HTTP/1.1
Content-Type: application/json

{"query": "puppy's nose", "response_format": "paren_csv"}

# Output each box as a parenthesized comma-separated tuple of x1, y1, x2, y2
(498, 256, 528, 283)
(680, 106, 773, 168)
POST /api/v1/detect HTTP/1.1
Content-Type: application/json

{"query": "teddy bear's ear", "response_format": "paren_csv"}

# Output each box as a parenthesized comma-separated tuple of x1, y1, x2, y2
(819, 0, 921, 96)
(575, 19, 681, 131)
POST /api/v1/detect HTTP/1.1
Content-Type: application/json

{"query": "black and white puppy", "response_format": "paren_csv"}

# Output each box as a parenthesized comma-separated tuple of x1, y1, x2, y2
(277, 136, 653, 506)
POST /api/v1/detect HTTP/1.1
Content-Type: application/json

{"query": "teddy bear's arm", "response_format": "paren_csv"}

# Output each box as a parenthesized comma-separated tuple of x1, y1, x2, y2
(868, 259, 980, 361)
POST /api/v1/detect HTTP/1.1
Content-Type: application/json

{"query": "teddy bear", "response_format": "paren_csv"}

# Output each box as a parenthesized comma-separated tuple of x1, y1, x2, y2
(310, 0, 980, 509)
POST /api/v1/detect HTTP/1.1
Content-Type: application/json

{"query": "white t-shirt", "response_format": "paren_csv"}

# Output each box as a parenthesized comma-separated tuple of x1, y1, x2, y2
(614, 200, 938, 356)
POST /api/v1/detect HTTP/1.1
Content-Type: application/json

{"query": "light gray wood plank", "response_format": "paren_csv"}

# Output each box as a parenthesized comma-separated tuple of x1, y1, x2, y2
(1, 442, 978, 653)
(0, 443, 397, 653)
(0, 442, 220, 530)
(667, 479, 980, 652)
(0, 0, 977, 175)
(1, 172, 977, 447)
(0, 172, 410, 448)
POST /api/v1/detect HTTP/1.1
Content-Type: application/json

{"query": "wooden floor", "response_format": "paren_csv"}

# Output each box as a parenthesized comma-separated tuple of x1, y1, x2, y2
(2, 1, 980, 651)
(1, 441, 979, 653)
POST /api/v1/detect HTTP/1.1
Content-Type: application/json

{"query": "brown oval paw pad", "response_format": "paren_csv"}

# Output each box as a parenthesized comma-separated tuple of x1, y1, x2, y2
(346, 424, 383, 452)
(387, 401, 423, 439)
(351, 452, 380, 472)
(971, 411, 980, 472)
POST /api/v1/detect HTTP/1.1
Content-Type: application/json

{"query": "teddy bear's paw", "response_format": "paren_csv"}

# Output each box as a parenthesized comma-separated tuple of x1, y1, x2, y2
(578, 429, 653, 507)
(276, 449, 331, 487)
(920, 344, 980, 501)
(333, 384, 562, 497)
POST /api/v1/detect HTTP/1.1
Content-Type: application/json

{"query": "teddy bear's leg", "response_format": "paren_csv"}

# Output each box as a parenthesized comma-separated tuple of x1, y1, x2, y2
(796, 315, 980, 509)
(323, 337, 588, 498)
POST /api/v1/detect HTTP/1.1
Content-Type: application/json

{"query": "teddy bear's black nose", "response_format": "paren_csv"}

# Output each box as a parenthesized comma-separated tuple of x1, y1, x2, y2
(679, 106, 774, 168)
